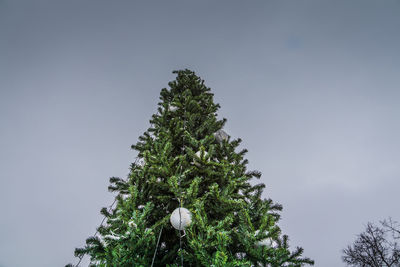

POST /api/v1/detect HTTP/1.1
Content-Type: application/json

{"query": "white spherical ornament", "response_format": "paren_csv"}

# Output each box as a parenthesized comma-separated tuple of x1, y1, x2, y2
(195, 150, 208, 158)
(170, 207, 192, 230)
(128, 220, 137, 228)
(137, 158, 145, 167)
(168, 105, 178, 112)
(193, 150, 209, 166)
(214, 129, 229, 143)
(255, 230, 274, 247)
(254, 230, 274, 247)
(257, 238, 273, 247)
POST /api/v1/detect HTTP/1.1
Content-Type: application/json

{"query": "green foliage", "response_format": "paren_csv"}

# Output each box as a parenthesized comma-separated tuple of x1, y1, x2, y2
(68, 70, 313, 266)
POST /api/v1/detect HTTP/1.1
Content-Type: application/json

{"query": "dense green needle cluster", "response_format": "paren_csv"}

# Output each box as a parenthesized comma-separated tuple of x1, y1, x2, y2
(68, 70, 314, 267)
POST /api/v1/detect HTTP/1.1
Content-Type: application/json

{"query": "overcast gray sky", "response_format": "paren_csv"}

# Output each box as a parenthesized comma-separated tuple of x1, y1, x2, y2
(1, 1, 400, 266)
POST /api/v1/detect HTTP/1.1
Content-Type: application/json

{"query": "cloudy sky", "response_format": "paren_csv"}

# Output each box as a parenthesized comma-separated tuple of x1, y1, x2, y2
(1, 1, 400, 266)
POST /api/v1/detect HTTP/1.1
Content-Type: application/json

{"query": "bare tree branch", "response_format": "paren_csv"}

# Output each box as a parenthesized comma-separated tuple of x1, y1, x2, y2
(342, 219, 400, 267)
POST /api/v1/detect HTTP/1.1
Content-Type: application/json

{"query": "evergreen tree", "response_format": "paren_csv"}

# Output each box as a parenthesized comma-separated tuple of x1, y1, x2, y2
(68, 70, 314, 267)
